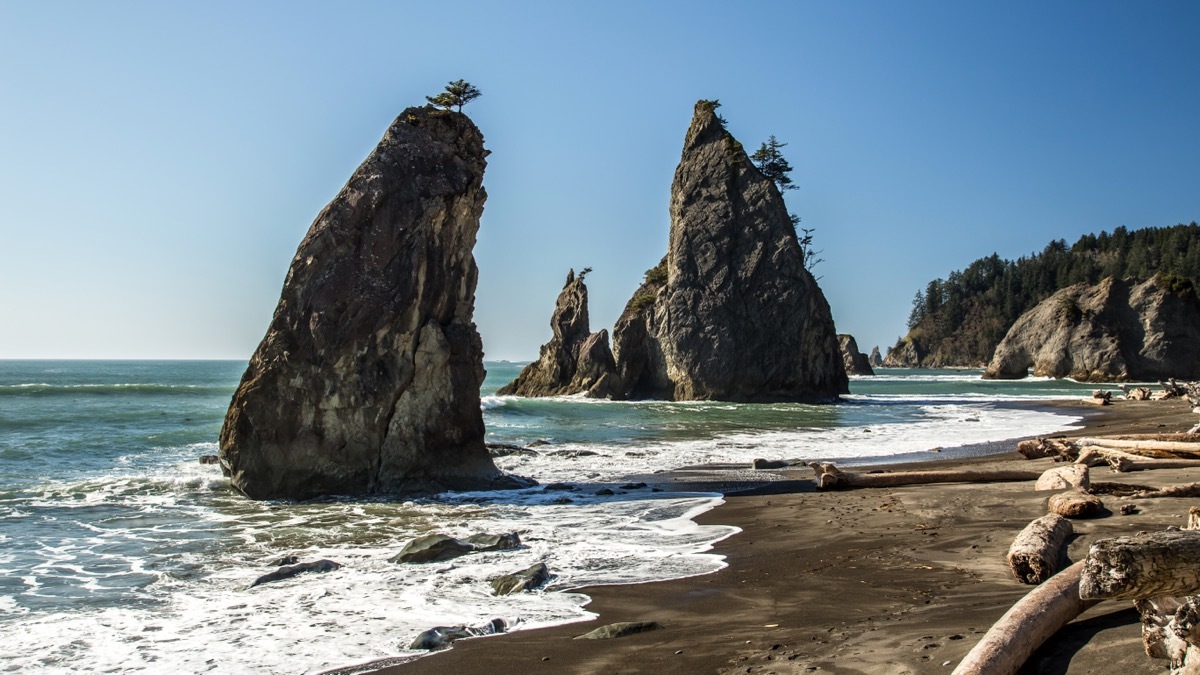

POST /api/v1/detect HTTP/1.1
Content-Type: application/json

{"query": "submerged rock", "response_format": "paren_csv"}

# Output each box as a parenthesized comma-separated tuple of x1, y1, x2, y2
(838, 334, 875, 376)
(611, 101, 847, 402)
(409, 618, 508, 651)
(497, 270, 622, 398)
(984, 276, 1200, 381)
(219, 105, 510, 500)
(250, 559, 341, 588)
(491, 562, 551, 595)
(390, 532, 522, 564)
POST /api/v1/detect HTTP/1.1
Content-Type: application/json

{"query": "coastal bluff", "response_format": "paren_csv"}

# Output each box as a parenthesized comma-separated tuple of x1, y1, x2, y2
(496, 270, 621, 398)
(984, 275, 1200, 382)
(611, 101, 848, 402)
(219, 106, 516, 500)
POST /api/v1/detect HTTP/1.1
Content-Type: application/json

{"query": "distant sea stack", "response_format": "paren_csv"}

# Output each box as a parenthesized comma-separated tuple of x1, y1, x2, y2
(984, 275, 1200, 382)
(869, 346, 883, 368)
(219, 106, 516, 500)
(610, 100, 848, 402)
(496, 269, 621, 398)
(838, 334, 874, 376)
(882, 339, 923, 368)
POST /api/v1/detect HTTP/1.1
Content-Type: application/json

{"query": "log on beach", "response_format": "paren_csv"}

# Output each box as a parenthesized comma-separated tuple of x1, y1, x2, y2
(807, 462, 1041, 490)
(952, 561, 1097, 675)
(1047, 490, 1104, 518)
(1074, 437, 1200, 460)
(1129, 482, 1200, 500)
(1034, 464, 1090, 491)
(1006, 514, 1073, 585)
(1079, 530, 1200, 601)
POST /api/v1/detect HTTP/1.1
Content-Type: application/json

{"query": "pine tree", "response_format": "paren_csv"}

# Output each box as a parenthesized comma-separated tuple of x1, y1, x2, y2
(751, 135, 797, 191)
(426, 79, 482, 112)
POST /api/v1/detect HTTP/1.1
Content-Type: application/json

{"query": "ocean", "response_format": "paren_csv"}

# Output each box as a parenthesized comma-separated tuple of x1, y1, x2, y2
(0, 360, 1103, 673)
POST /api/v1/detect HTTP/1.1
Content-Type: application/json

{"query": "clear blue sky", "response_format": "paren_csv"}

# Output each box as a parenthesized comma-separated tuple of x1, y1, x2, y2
(2, 1, 1198, 360)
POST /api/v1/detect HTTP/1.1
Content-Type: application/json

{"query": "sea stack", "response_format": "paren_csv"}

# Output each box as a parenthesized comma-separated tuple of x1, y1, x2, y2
(611, 100, 848, 402)
(496, 269, 622, 398)
(219, 105, 512, 500)
(838, 334, 874, 376)
(984, 275, 1200, 382)
(869, 346, 883, 368)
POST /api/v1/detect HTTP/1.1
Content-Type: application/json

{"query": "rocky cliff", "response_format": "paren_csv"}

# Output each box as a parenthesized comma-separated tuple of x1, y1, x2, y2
(496, 270, 621, 398)
(610, 101, 847, 402)
(983, 275, 1200, 382)
(838, 334, 874, 376)
(882, 339, 924, 368)
(219, 106, 515, 500)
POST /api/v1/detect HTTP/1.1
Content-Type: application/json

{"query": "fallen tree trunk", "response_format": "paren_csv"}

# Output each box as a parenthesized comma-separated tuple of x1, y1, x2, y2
(1047, 490, 1104, 518)
(951, 561, 1097, 675)
(1079, 530, 1200, 601)
(1017, 437, 1076, 461)
(1006, 514, 1073, 585)
(807, 463, 1041, 490)
(1075, 438, 1200, 460)
(1076, 447, 1200, 473)
(1129, 483, 1200, 500)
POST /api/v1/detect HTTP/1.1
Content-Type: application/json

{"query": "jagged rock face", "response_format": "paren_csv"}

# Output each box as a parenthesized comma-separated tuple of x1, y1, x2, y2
(497, 271, 621, 398)
(984, 276, 1200, 382)
(219, 106, 504, 500)
(611, 101, 848, 402)
(869, 346, 883, 368)
(838, 334, 875, 376)
(883, 339, 924, 368)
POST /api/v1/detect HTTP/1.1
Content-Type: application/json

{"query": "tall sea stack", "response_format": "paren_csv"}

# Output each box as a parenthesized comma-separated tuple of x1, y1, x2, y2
(496, 270, 622, 398)
(219, 106, 510, 500)
(611, 101, 848, 402)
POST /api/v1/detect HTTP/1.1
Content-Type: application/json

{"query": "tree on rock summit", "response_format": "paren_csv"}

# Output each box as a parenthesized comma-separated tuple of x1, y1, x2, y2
(426, 79, 482, 112)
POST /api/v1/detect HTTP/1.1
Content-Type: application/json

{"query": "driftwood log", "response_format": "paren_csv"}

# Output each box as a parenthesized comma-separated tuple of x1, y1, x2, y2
(1006, 514, 1073, 585)
(1080, 530, 1200, 601)
(1074, 438, 1200, 460)
(807, 462, 1041, 490)
(1034, 464, 1089, 491)
(1077, 447, 1200, 473)
(1047, 490, 1104, 518)
(951, 561, 1097, 675)
(1129, 483, 1200, 500)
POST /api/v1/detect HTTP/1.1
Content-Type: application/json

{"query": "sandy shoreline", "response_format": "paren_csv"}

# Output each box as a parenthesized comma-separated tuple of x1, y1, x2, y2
(362, 397, 1196, 675)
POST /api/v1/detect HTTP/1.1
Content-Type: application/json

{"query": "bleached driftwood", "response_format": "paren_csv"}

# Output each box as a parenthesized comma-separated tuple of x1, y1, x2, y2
(807, 462, 1041, 490)
(1034, 464, 1090, 491)
(1127, 512, 1200, 672)
(951, 561, 1096, 675)
(1006, 514, 1073, 585)
(1076, 446, 1200, 473)
(1080, 530, 1200, 601)
(1017, 437, 1076, 461)
(1074, 437, 1200, 460)
(1047, 490, 1104, 518)
(1129, 483, 1200, 500)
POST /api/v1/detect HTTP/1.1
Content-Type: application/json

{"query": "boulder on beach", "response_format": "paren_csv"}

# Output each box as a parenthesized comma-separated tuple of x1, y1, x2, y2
(491, 562, 551, 596)
(249, 559, 341, 588)
(838, 334, 875, 376)
(409, 618, 508, 651)
(390, 532, 522, 564)
(610, 101, 847, 402)
(984, 275, 1200, 382)
(219, 105, 530, 500)
(497, 269, 622, 398)
(575, 621, 663, 640)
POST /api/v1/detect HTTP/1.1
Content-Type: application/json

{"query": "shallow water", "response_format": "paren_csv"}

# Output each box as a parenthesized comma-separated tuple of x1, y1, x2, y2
(0, 360, 1092, 673)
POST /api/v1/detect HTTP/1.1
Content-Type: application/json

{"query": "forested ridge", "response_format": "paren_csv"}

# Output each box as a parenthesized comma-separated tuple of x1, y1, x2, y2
(889, 222, 1200, 367)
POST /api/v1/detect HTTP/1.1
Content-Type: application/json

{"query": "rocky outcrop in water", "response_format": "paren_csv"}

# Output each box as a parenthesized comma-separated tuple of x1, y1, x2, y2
(838, 334, 874, 376)
(219, 105, 521, 500)
(496, 270, 621, 398)
(869, 346, 883, 368)
(610, 101, 847, 402)
(883, 339, 924, 368)
(984, 276, 1200, 381)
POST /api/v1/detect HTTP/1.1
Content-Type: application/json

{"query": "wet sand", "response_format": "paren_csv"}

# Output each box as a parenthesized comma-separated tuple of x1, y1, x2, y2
(372, 398, 1197, 674)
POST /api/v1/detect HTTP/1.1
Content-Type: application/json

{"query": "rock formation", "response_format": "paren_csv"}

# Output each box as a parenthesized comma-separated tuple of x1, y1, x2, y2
(984, 276, 1200, 381)
(869, 346, 883, 368)
(219, 105, 519, 500)
(496, 270, 621, 398)
(838, 334, 874, 376)
(610, 101, 848, 402)
(883, 339, 924, 368)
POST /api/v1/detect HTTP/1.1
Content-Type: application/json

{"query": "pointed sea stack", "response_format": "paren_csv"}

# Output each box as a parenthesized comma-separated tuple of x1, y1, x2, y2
(219, 106, 515, 500)
(611, 101, 848, 402)
(838, 334, 874, 376)
(497, 270, 622, 398)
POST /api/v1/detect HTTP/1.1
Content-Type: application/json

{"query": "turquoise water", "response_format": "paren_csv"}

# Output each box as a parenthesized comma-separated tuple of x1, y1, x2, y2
(0, 360, 1093, 673)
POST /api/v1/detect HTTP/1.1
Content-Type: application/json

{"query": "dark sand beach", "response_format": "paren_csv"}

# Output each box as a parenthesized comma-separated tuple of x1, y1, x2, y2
(377, 398, 1198, 675)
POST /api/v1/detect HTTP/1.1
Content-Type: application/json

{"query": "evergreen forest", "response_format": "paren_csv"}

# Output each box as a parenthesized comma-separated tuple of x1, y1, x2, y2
(892, 222, 1200, 367)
